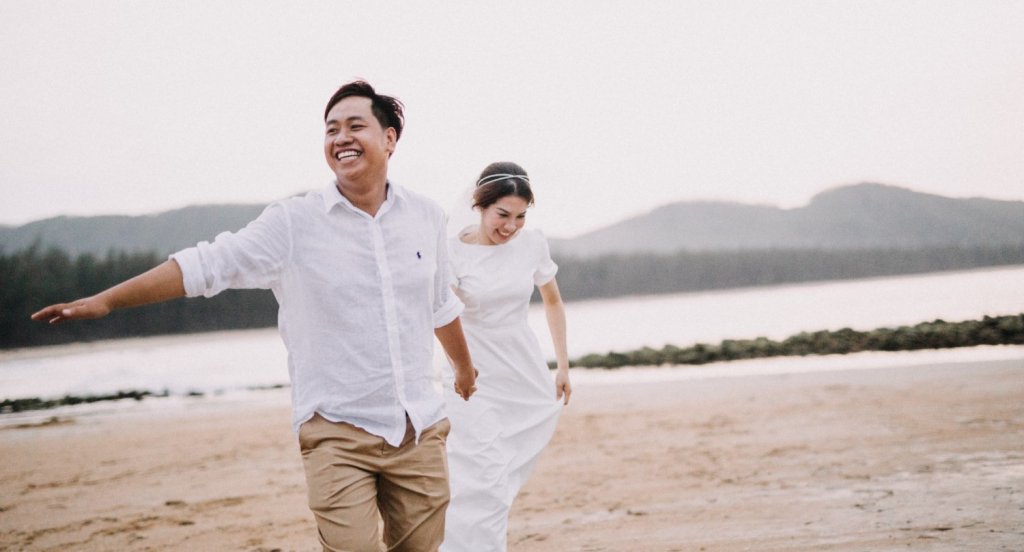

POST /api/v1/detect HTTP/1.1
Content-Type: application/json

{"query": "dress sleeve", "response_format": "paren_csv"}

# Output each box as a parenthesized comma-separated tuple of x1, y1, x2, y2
(532, 229, 558, 286)
(432, 217, 464, 328)
(170, 202, 292, 298)
(446, 237, 461, 291)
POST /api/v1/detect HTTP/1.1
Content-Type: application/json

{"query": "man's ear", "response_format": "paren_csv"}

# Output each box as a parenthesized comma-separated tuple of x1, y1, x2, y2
(385, 127, 397, 155)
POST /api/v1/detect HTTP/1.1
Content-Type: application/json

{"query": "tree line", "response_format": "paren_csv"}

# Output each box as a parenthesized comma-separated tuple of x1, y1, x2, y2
(2, 243, 1023, 348)
(1, 245, 277, 348)
(552, 244, 1024, 300)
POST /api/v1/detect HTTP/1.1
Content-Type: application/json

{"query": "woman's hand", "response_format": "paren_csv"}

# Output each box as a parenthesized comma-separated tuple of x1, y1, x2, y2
(555, 367, 572, 405)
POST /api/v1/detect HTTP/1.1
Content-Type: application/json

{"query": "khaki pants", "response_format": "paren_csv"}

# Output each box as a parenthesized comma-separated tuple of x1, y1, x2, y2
(299, 414, 452, 552)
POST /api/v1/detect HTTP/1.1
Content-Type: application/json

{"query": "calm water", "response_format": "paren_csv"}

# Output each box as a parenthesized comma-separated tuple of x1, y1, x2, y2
(3, 266, 1023, 404)
(548, 265, 1024, 358)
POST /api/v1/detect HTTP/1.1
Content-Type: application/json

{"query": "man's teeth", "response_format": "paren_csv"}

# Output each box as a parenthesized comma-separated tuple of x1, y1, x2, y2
(336, 151, 360, 160)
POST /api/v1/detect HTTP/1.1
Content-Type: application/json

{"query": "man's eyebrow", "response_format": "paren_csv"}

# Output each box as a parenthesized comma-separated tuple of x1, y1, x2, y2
(325, 115, 369, 126)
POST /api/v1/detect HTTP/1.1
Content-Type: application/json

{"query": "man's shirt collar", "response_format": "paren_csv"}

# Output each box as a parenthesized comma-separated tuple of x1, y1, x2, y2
(322, 180, 405, 216)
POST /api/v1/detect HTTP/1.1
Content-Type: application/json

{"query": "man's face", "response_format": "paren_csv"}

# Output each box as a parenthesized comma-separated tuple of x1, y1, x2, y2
(324, 96, 396, 185)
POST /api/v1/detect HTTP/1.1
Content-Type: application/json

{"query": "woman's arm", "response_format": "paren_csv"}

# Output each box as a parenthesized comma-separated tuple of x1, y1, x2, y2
(539, 277, 571, 405)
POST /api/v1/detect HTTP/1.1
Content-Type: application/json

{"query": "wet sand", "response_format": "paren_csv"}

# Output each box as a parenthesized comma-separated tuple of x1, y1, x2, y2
(2, 357, 1022, 551)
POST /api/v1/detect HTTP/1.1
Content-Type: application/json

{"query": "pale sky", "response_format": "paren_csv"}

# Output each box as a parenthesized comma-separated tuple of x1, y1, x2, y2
(2, 0, 1022, 238)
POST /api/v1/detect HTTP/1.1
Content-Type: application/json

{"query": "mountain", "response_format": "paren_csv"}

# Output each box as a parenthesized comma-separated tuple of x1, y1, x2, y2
(2, 184, 1022, 259)
(0, 204, 267, 257)
(549, 183, 1024, 258)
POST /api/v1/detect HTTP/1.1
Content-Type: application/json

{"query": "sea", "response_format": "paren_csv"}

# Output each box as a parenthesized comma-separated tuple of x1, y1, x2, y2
(2, 265, 1023, 424)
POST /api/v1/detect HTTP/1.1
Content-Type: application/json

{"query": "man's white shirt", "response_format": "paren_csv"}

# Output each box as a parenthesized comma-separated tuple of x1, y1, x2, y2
(171, 182, 462, 446)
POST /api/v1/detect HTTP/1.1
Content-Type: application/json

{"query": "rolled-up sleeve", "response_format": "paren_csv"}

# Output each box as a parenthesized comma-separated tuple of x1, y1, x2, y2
(169, 202, 292, 298)
(170, 247, 208, 298)
(432, 215, 463, 327)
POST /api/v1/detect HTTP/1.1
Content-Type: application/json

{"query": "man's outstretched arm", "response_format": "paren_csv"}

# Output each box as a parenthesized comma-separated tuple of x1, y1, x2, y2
(31, 259, 186, 324)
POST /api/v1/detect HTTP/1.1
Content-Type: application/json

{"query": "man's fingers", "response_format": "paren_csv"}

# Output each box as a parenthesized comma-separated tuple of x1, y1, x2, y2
(49, 307, 78, 323)
(63, 307, 86, 322)
(49, 309, 72, 324)
(454, 369, 478, 400)
(455, 383, 477, 401)
(31, 304, 76, 324)
(31, 305, 62, 321)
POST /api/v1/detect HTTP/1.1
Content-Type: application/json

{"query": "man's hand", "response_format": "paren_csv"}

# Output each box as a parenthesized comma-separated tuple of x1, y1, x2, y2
(435, 317, 477, 400)
(31, 296, 112, 324)
(453, 367, 478, 401)
(30, 260, 186, 326)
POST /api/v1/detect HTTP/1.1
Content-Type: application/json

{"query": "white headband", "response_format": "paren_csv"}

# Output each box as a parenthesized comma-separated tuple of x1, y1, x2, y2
(475, 173, 530, 187)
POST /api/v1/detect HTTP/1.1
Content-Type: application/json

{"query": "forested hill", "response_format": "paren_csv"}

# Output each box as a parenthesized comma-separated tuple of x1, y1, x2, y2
(549, 183, 1024, 258)
(2, 183, 1022, 258)
(0, 204, 267, 257)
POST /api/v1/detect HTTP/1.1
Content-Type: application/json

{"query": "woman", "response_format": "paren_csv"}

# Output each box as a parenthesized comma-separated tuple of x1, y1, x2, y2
(441, 161, 571, 551)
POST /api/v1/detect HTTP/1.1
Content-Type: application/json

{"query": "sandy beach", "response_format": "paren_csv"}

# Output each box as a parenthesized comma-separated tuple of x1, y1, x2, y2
(2, 355, 1022, 551)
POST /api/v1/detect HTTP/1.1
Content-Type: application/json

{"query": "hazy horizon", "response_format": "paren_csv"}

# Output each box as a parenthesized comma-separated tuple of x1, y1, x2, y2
(2, 180, 1020, 241)
(3, 1, 1023, 238)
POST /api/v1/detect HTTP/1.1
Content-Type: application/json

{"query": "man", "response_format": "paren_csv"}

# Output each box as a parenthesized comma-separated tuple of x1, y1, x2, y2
(32, 80, 477, 552)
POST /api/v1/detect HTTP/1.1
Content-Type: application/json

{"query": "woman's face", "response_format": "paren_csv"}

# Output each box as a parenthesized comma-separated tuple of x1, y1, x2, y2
(477, 195, 529, 245)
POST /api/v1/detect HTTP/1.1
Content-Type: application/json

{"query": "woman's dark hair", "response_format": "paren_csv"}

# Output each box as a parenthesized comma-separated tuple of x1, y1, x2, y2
(324, 80, 405, 141)
(473, 161, 534, 210)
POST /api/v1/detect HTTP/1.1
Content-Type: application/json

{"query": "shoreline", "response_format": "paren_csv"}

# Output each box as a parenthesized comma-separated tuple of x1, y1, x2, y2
(3, 344, 1023, 422)
(2, 346, 1024, 423)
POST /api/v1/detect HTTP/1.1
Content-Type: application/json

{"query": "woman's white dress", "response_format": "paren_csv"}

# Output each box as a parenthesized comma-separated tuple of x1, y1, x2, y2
(440, 227, 562, 552)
